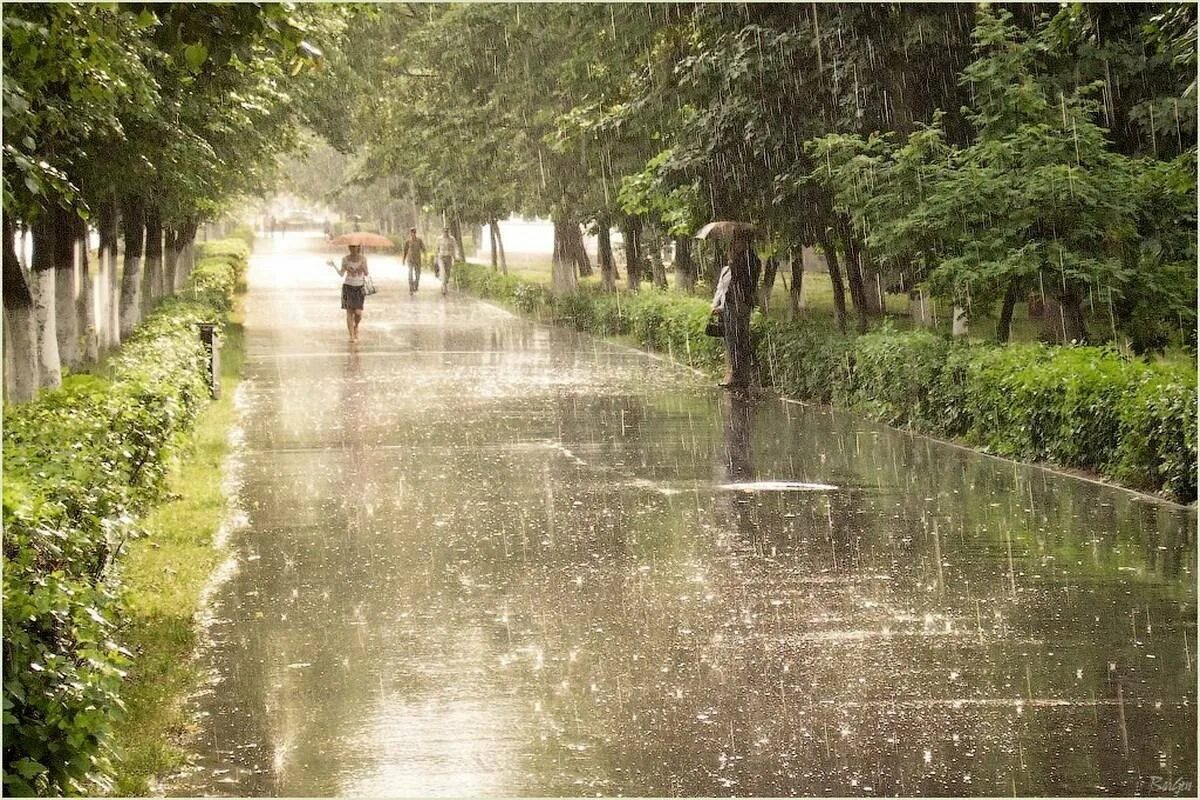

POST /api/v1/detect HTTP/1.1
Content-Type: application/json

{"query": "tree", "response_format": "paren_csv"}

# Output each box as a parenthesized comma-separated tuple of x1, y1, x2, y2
(807, 6, 1196, 350)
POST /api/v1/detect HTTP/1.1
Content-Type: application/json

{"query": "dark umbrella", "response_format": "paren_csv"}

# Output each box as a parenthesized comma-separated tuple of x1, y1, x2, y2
(694, 221, 759, 240)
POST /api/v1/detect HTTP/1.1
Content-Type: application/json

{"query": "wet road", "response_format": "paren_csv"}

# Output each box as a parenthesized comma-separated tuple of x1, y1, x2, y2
(171, 233, 1196, 797)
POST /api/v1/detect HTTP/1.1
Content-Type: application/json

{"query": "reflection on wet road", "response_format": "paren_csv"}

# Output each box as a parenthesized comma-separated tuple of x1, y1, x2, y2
(171, 234, 1196, 796)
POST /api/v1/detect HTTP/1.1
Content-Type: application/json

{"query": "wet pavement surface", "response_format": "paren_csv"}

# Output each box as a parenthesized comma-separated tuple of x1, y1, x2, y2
(170, 233, 1196, 797)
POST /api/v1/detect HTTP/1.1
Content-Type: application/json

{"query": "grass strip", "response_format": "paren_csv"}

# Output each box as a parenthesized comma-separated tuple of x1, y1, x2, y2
(108, 301, 245, 796)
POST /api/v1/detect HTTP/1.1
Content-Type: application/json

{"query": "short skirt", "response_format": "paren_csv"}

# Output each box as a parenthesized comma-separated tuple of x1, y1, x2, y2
(341, 283, 365, 310)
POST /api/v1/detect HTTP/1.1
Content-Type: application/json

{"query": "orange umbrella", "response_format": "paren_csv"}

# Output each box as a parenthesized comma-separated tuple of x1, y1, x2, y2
(331, 231, 394, 248)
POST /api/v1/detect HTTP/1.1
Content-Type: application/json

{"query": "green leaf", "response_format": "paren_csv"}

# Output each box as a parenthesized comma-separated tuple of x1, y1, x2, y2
(184, 43, 209, 73)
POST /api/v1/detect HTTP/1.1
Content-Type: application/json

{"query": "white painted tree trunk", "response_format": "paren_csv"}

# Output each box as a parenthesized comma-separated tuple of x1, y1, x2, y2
(3, 302, 39, 402)
(108, 244, 121, 347)
(952, 305, 969, 338)
(912, 291, 936, 328)
(55, 245, 80, 370)
(33, 268, 62, 388)
(174, 239, 191, 291)
(118, 249, 142, 340)
(79, 240, 99, 364)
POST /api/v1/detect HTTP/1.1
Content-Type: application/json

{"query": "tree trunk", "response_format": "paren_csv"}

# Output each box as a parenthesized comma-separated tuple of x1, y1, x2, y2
(3, 217, 39, 402)
(673, 236, 695, 292)
(866, 270, 885, 315)
(837, 220, 870, 332)
(141, 205, 163, 316)
(758, 255, 779, 310)
(163, 227, 180, 295)
(597, 220, 616, 292)
(450, 217, 466, 261)
(176, 219, 198, 291)
(488, 219, 499, 271)
(97, 194, 119, 349)
(569, 222, 592, 278)
(495, 221, 507, 274)
(1057, 285, 1088, 343)
(644, 227, 667, 289)
(996, 277, 1022, 343)
(788, 246, 805, 316)
(550, 214, 578, 295)
(50, 205, 80, 371)
(911, 289, 936, 328)
(952, 306, 969, 338)
(76, 216, 99, 364)
(620, 218, 641, 292)
(31, 214, 62, 389)
(815, 227, 848, 332)
(119, 196, 145, 339)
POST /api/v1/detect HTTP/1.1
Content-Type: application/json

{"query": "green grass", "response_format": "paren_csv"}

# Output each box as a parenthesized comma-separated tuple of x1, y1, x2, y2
(107, 301, 245, 796)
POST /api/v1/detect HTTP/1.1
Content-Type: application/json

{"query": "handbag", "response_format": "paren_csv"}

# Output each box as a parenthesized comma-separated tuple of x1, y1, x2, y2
(363, 276, 378, 296)
(704, 313, 724, 337)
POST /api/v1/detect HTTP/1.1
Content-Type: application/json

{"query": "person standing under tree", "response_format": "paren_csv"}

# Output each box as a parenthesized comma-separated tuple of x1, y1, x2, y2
(709, 235, 761, 390)
(435, 227, 456, 296)
(402, 227, 425, 295)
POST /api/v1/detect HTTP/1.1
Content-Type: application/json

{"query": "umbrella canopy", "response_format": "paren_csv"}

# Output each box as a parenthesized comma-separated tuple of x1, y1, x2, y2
(694, 221, 759, 240)
(331, 231, 394, 248)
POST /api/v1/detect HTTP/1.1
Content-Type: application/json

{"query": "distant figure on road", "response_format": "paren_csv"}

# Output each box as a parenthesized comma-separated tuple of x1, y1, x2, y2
(435, 227, 456, 296)
(332, 244, 369, 342)
(323, 218, 332, 241)
(268, 215, 277, 239)
(710, 237, 761, 389)
(402, 227, 425, 295)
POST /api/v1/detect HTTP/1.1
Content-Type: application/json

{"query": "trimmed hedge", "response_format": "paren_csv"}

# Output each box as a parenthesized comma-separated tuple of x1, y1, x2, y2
(2, 241, 248, 796)
(452, 261, 1196, 501)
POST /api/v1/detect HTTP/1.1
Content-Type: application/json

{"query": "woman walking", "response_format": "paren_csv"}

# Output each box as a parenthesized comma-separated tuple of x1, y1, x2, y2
(333, 244, 370, 341)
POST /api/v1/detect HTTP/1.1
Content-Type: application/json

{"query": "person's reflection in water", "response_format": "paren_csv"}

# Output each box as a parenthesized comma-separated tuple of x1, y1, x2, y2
(340, 348, 367, 537)
(715, 390, 757, 542)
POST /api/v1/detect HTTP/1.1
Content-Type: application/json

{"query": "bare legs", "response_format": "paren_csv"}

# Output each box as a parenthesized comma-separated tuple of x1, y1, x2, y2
(345, 309, 363, 341)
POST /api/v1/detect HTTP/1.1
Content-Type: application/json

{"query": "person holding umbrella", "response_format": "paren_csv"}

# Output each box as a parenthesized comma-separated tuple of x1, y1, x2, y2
(698, 221, 761, 390)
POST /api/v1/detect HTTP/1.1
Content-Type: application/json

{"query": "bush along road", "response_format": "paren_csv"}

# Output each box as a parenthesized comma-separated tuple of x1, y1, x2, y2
(453, 260, 1196, 504)
(2, 239, 250, 796)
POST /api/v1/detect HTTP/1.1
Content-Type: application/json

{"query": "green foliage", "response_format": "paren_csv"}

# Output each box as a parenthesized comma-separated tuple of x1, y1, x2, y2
(1111, 360, 1198, 500)
(848, 327, 950, 427)
(2, 241, 247, 796)
(808, 7, 1197, 352)
(756, 319, 855, 405)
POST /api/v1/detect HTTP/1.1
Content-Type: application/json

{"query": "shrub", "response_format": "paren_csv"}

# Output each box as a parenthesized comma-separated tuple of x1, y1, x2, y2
(848, 327, 949, 426)
(757, 318, 854, 404)
(196, 238, 250, 268)
(512, 282, 550, 315)
(2, 240, 248, 796)
(1110, 360, 1198, 501)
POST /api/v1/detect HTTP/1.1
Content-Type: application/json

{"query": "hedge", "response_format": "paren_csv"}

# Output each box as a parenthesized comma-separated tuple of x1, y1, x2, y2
(2, 241, 248, 796)
(452, 260, 1196, 502)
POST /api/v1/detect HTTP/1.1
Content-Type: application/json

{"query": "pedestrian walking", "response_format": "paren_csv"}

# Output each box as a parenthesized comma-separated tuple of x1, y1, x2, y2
(331, 244, 369, 341)
(435, 227, 456, 295)
(709, 236, 761, 390)
(402, 227, 425, 295)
